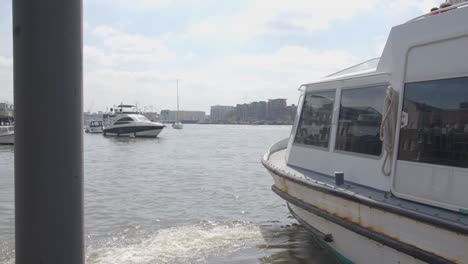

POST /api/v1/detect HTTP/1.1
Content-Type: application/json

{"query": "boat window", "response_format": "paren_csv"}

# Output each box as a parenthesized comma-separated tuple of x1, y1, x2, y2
(114, 117, 134, 125)
(335, 85, 386, 156)
(294, 91, 335, 148)
(134, 115, 149, 122)
(398, 77, 468, 168)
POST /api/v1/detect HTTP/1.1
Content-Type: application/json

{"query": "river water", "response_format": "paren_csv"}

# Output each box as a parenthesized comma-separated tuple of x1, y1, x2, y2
(0, 125, 340, 263)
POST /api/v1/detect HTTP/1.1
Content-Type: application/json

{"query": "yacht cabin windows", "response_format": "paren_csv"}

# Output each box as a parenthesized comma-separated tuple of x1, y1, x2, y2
(335, 85, 387, 156)
(114, 117, 134, 125)
(398, 76, 468, 168)
(294, 91, 335, 148)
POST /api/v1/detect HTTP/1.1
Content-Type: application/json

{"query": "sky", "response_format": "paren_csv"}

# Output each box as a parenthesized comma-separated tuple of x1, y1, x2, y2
(0, 0, 440, 113)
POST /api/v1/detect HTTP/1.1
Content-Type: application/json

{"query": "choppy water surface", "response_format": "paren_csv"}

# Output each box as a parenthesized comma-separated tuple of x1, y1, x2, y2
(0, 125, 340, 263)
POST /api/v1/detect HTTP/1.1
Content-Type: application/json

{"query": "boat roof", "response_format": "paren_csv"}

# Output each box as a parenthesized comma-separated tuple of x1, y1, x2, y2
(326, 58, 380, 79)
(301, 1, 468, 88)
(116, 104, 136, 108)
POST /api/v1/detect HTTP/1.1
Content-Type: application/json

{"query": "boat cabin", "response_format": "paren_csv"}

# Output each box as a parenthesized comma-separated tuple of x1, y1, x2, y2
(286, 4, 468, 213)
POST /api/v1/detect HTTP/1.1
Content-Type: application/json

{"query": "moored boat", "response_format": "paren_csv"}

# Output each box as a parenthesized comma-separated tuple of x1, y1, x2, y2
(103, 104, 165, 138)
(173, 79, 183, 129)
(263, 3, 468, 263)
(85, 120, 103, 134)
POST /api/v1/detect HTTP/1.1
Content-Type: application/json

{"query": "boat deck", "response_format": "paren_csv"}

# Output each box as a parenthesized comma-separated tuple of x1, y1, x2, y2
(266, 148, 468, 231)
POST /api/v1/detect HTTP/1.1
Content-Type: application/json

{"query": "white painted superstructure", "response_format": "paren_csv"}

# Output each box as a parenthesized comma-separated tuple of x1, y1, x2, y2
(263, 5, 468, 263)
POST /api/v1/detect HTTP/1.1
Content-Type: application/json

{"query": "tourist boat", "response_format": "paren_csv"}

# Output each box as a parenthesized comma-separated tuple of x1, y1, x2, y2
(262, 3, 468, 263)
(85, 120, 103, 134)
(102, 104, 165, 137)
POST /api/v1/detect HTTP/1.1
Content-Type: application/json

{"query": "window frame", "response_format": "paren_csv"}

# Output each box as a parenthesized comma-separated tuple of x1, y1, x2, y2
(397, 76, 468, 169)
(333, 83, 389, 159)
(293, 88, 337, 151)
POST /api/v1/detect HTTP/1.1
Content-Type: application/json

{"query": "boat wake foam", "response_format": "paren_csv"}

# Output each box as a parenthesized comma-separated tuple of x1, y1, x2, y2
(87, 221, 263, 264)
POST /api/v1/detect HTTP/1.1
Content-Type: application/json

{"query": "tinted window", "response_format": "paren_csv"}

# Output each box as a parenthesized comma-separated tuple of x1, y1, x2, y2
(335, 85, 386, 156)
(114, 117, 133, 125)
(399, 77, 468, 168)
(294, 91, 335, 148)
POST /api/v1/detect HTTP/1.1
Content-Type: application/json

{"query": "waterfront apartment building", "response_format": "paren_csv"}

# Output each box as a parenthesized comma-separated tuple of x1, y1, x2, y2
(160, 110, 205, 123)
(210, 99, 296, 123)
(267, 98, 287, 121)
(210, 105, 235, 122)
(235, 101, 267, 122)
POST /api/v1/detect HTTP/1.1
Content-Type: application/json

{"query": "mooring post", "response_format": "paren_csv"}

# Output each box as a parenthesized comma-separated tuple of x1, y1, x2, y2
(13, 0, 84, 263)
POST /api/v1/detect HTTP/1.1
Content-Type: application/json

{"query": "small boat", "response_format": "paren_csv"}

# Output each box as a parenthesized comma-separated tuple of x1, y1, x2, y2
(0, 125, 14, 145)
(263, 3, 468, 263)
(172, 121, 183, 129)
(85, 120, 103, 134)
(172, 79, 183, 129)
(103, 104, 165, 138)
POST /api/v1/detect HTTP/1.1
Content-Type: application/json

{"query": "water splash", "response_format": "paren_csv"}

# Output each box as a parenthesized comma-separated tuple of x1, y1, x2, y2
(87, 221, 264, 264)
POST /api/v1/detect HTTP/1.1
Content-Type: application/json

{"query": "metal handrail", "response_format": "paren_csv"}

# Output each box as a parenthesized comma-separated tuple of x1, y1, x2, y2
(406, 1, 468, 23)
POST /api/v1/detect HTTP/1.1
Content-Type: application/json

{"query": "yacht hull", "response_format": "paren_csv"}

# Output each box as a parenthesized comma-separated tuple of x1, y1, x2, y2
(85, 127, 103, 134)
(262, 141, 467, 264)
(0, 133, 14, 145)
(103, 126, 164, 138)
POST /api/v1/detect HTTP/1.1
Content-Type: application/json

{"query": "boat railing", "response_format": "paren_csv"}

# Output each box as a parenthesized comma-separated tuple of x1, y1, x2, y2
(406, 1, 468, 23)
(264, 138, 289, 160)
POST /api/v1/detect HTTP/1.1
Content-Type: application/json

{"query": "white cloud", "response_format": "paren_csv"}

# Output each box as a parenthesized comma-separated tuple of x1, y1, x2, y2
(186, 0, 378, 39)
(382, 0, 440, 13)
(184, 52, 195, 60)
(83, 37, 356, 111)
(223, 46, 355, 76)
(90, 25, 176, 68)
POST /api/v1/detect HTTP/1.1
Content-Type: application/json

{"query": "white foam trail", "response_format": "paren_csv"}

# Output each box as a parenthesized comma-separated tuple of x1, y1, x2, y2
(87, 222, 264, 264)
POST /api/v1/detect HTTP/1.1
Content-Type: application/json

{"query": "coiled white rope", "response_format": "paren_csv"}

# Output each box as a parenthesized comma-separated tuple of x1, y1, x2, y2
(380, 86, 398, 176)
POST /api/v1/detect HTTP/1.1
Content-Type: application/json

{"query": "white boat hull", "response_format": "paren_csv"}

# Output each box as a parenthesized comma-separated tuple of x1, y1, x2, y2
(0, 133, 14, 145)
(172, 123, 183, 129)
(263, 140, 468, 264)
(85, 127, 103, 133)
(268, 170, 467, 263)
(103, 127, 163, 138)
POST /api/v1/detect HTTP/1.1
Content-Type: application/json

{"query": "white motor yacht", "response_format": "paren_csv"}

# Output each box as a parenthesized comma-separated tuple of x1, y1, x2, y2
(263, 3, 468, 263)
(103, 104, 165, 138)
(85, 120, 103, 134)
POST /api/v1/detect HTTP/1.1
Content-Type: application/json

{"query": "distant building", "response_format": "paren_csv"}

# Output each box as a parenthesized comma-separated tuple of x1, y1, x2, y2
(210, 105, 235, 122)
(233, 101, 268, 122)
(235, 103, 249, 121)
(286, 104, 298, 121)
(267, 98, 287, 121)
(160, 110, 205, 122)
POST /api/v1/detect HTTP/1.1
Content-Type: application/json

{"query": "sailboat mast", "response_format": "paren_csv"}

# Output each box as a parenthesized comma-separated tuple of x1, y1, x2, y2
(176, 79, 179, 121)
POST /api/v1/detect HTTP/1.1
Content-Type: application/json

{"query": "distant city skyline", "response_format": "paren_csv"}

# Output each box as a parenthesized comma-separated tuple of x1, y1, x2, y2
(0, 1, 440, 112)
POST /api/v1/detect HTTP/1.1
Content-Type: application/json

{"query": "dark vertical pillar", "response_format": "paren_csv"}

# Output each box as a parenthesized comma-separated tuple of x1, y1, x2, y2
(13, 0, 83, 263)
